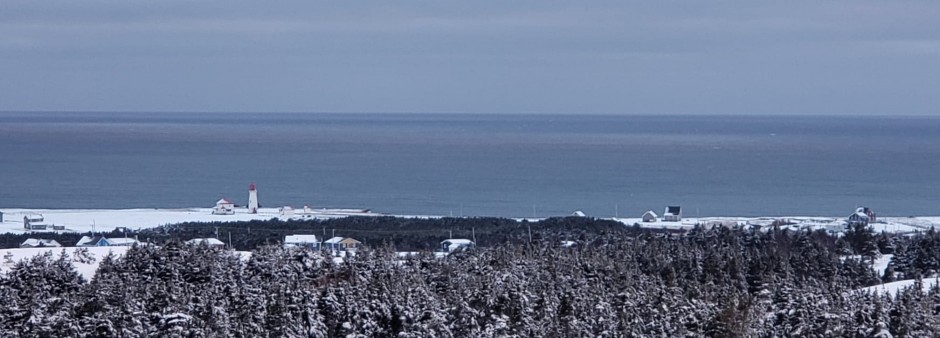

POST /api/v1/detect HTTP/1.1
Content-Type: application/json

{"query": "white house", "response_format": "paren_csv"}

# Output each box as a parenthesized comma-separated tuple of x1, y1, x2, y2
(663, 206, 682, 222)
(441, 239, 474, 253)
(186, 238, 226, 248)
(20, 239, 62, 248)
(284, 234, 320, 249)
(279, 206, 294, 217)
(642, 210, 658, 222)
(571, 210, 586, 217)
(212, 198, 235, 215)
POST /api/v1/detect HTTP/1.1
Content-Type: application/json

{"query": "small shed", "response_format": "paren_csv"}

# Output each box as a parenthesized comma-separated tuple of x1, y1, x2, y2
(663, 206, 682, 222)
(279, 206, 295, 217)
(212, 198, 235, 215)
(642, 210, 658, 222)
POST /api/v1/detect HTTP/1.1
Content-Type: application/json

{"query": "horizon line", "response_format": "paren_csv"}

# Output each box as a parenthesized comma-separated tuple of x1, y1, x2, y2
(1, 110, 938, 118)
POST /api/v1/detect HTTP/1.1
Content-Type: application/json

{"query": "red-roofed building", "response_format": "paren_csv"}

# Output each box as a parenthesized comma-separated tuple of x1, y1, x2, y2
(213, 198, 235, 215)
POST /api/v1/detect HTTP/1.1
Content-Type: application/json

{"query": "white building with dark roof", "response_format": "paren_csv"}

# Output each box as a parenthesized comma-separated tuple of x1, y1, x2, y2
(847, 207, 875, 226)
(663, 206, 682, 222)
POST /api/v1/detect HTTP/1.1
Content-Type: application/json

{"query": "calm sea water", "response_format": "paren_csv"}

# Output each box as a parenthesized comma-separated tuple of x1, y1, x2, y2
(1, 112, 938, 218)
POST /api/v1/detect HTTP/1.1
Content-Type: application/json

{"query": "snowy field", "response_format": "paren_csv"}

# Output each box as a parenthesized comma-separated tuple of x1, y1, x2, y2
(613, 216, 940, 234)
(2, 207, 940, 236)
(858, 278, 940, 297)
(0, 207, 385, 234)
(849, 253, 940, 298)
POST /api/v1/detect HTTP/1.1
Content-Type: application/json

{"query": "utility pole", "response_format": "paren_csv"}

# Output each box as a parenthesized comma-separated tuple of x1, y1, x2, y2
(471, 227, 476, 244)
(527, 223, 533, 243)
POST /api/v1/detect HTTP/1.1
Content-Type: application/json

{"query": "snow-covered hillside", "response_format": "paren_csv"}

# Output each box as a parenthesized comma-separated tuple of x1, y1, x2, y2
(3, 207, 940, 236)
(0, 207, 383, 234)
(613, 216, 940, 233)
(859, 278, 940, 297)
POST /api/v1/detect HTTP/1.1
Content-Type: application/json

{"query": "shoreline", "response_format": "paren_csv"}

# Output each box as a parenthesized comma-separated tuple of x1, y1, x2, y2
(2, 207, 938, 235)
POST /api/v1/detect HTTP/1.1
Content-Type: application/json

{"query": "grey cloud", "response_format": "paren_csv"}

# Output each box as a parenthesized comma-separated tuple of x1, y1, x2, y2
(1, 1, 938, 114)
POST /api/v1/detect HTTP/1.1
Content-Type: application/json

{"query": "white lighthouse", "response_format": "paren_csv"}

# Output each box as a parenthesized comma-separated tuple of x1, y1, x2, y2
(248, 183, 259, 214)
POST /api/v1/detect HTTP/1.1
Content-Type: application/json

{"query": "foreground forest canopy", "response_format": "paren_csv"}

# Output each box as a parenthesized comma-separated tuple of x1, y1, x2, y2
(3, 218, 940, 337)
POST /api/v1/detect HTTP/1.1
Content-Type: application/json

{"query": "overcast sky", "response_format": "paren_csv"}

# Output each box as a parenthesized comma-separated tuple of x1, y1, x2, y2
(1, 1, 938, 115)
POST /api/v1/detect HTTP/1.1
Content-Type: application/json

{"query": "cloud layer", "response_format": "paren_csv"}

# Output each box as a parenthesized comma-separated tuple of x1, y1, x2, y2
(2, 1, 938, 114)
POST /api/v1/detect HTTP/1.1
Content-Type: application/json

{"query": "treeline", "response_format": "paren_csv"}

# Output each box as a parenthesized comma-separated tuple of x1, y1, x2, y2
(153, 216, 650, 251)
(1, 216, 672, 251)
(3, 225, 940, 337)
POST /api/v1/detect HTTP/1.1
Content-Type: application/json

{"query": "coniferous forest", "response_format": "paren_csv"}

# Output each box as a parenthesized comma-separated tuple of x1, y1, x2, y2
(3, 218, 940, 337)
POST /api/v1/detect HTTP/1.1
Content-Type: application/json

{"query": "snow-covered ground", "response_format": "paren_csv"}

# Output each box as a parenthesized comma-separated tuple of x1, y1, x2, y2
(859, 278, 940, 297)
(3, 207, 940, 236)
(613, 216, 940, 234)
(871, 254, 893, 275)
(0, 207, 385, 234)
(852, 254, 940, 298)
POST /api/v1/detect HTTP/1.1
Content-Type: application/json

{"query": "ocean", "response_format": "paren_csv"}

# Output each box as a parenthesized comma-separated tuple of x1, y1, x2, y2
(1, 112, 938, 218)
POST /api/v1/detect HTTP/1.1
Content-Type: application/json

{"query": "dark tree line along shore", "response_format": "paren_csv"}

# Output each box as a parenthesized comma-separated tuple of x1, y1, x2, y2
(2, 217, 940, 336)
(2, 216, 643, 251)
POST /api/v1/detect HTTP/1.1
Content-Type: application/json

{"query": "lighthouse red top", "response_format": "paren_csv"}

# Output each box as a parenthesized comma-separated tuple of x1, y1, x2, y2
(249, 183, 256, 191)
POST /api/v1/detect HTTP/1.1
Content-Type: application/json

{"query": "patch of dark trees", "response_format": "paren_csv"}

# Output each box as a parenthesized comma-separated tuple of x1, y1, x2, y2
(0, 216, 681, 251)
